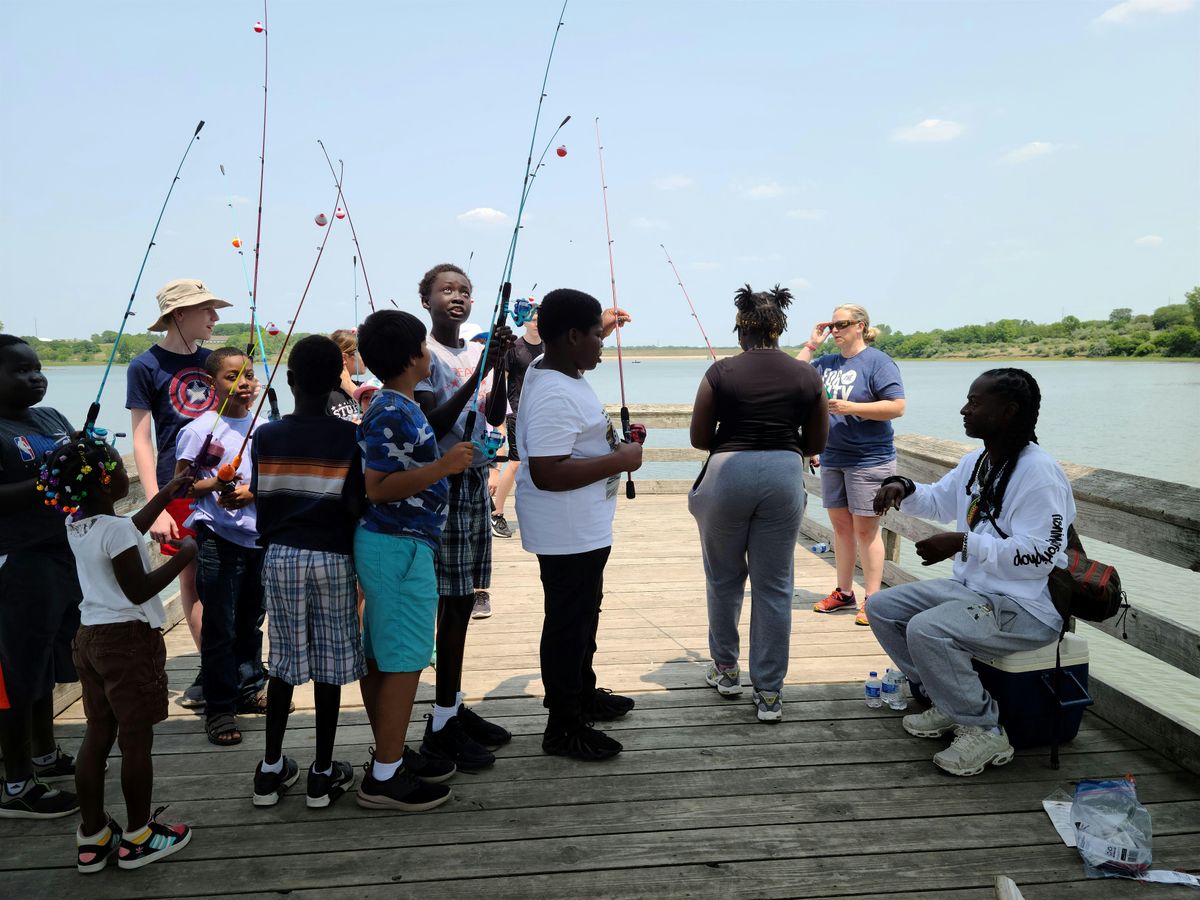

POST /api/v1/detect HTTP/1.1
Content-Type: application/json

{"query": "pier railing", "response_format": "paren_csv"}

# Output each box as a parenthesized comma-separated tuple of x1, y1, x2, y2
(611, 403, 1200, 773)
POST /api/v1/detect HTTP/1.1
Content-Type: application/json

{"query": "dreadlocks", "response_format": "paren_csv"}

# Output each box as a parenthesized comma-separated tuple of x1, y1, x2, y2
(964, 367, 1042, 523)
(733, 284, 791, 342)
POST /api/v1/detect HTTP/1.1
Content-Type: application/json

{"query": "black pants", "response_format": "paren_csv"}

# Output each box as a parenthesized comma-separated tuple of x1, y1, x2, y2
(537, 546, 611, 724)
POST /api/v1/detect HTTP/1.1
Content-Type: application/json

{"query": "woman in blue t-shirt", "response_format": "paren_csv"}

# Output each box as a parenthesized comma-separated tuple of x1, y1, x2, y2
(796, 304, 905, 625)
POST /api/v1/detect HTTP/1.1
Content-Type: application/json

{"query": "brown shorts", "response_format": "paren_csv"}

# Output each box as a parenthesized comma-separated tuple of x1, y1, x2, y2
(72, 622, 168, 730)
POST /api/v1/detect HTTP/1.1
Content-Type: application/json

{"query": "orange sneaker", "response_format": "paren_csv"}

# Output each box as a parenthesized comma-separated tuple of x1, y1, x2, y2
(813, 589, 855, 613)
(855, 601, 870, 626)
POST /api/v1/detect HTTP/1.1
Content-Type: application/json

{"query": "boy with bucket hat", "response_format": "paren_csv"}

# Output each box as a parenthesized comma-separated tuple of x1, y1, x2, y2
(126, 279, 232, 708)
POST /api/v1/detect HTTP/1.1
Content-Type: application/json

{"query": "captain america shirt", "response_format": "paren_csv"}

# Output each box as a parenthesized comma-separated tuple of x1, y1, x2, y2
(126, 344, 215, 490)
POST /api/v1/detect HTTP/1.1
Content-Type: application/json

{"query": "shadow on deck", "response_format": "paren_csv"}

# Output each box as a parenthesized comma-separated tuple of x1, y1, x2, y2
(5, 495, 1198, 898)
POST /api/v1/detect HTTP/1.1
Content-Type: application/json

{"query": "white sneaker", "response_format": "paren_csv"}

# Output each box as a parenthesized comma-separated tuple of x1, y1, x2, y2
(752, 689, 782, 723)
(933, 726, 1014, 776)
(902, 705, 958, 738)
(704, 663, 742, 697)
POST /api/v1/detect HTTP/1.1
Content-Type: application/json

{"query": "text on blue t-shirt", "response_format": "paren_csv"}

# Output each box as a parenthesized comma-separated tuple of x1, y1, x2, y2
(810, 347, 905, 469)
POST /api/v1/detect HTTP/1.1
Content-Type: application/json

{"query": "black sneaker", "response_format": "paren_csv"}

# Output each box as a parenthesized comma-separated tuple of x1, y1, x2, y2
(252, 757, 300, 807)
(33, 745, 76, 780)
(356, 767, 451, 812)
(0, 778, 79, 819)
(401, 746, 457, 783)
(306, 760, 355, 809)
(420, 715, 495, 770)
(491, 513, 513, 538)
(180, 670, 205, 709)
(542, 721, 623, 761)
(583, 688, 636, 721)
(458, 704, 511, 748)
(77, 815, 123, 874)
(117, 807, 192, 869)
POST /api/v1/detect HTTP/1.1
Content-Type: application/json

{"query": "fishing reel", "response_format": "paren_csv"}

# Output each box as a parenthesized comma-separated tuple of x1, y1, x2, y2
(512, 298, 538, 326)
(627, 423, 647, 445)
(216, 462, 240, 496)
(475, 428, 506, 461)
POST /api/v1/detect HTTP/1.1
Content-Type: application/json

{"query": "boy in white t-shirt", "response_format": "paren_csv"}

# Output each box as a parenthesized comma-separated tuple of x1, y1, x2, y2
(41, 437, 196, 872)
(515, 288, 640, 760)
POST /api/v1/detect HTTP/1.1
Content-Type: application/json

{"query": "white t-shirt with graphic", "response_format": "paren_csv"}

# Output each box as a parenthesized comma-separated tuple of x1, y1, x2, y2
(515, 361, 619, 555)
(416, 337, 502, 469)
(67, 515, 166, 628)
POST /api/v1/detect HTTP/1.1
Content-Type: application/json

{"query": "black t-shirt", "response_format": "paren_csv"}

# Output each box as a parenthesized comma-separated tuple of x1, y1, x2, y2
(0, 406, 74, 552)
(326, 386, 360, 423)
(705, 349, 824, 454)
(506, 337, 544, 411)
(249, 414, 363, 555)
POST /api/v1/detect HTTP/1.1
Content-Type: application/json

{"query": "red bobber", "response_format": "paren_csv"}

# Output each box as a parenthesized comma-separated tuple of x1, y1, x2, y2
(231, 237, 242, 248)
(335, 207, 346, 220)
(253, 21, 264, 33)
(556, 145, 567, 157)
(266, 322, 280, 336)
(314, 212, 328, 227)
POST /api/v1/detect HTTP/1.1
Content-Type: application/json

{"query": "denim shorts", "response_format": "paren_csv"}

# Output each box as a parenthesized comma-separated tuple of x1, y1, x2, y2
(354, 527, 438, 673)
(820, 460, 896, 516)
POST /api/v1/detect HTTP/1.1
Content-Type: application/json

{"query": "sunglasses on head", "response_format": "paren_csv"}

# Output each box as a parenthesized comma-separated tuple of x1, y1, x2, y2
(829, 320, 858, 331)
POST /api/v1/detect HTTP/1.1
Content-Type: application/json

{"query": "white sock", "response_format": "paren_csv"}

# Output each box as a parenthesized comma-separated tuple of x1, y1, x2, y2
(371, 757, 402, 781)
(32, 750, 57, 767)
(260, 757, 284, 775)
(311, 763, 333, 778)
(77, 822, 111, 842)
(431, 703, 458, 732)
(456, 691, 466, 708)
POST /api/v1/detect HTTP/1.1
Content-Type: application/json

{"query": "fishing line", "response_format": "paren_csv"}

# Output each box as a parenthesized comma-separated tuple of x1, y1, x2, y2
(596, 117, 643, 499)
(661, 243, 717, 361)
(317, 140, 375, 313)
(219, 163, 272, 386)
(222, 172, 344, 479)
(352, 255, 361, 380)
(86, 119, 205, 435)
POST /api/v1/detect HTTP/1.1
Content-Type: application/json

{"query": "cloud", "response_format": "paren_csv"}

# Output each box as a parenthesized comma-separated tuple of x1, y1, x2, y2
(743, 181, 786, 199)
(1000, 141, 1062, 165)
(1134, 234, 1163, 246)
(891, 119, 965, 143)
(1096, 0, 1193, 25)
(787, 277, 812, 290)
(786, 208, 827, 220)
(229, 195, 251, 206)
(654, 174, 693, 191)
(456, 207, 509, 226)
(630, 216, 666, 230)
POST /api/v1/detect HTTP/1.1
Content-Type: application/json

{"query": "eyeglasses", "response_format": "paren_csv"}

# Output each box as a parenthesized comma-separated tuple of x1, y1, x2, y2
(829, 320, 858, 331)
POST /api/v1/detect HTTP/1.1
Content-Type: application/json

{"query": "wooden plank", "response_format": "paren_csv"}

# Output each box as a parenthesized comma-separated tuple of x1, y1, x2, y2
(1087, 672, 1200, 775)
(1084, 606, 1200, 680)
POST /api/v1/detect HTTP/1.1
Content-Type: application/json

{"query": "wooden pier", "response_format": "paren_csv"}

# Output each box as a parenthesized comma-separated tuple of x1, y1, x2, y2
(4, 486, 1200, 898)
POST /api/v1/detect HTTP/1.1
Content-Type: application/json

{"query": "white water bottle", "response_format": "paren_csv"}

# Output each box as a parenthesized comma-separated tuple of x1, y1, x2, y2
(864, 672, 883, 708)
(882, 668, 908, 710)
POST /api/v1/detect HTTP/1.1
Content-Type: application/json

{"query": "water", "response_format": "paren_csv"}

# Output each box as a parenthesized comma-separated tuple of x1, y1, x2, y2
(864, 672, 883, 708)
(36, 359, 1200, 727)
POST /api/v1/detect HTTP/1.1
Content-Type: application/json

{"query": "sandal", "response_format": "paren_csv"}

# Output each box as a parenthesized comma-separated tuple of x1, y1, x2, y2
(205, 713, 242, 747)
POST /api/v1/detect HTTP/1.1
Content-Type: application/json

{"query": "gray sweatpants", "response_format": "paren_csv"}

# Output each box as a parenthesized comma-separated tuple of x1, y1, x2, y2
(688, 451, 806, 693)
(868, 579, 1060, 728)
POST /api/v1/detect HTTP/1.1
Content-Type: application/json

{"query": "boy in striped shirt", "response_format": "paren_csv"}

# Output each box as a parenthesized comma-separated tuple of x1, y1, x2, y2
(249, 336, 366, 808)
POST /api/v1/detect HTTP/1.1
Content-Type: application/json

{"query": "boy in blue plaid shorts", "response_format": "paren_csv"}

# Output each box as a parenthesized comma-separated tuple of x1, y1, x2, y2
(249, 336, 367, 809)
(415, 263, 514, 770)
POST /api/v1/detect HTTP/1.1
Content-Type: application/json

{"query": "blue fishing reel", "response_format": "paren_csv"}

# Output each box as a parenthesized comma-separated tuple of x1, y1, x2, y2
(512, 298, 538, 326)
(475, 428, 506, 461)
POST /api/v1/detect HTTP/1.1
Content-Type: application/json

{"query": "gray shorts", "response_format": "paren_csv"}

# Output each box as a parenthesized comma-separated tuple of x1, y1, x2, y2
(820, 460, 896, 516)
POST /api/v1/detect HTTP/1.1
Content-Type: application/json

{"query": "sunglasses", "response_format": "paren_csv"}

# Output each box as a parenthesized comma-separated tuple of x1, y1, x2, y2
(828, 320, 858, 331)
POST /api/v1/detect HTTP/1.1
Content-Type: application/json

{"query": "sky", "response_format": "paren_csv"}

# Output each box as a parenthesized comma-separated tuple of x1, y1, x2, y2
(1, 0, 1197, 345)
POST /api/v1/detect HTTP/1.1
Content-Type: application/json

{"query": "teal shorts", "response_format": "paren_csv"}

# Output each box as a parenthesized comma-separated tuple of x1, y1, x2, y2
(354, 527, 437, 673)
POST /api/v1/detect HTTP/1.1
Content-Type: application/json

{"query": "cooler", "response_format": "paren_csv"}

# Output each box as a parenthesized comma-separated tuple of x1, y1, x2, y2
(972, 633, 1092, 750)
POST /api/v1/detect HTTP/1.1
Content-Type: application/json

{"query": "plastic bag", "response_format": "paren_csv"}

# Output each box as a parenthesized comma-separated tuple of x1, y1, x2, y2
(1072, 776, 1153, 878)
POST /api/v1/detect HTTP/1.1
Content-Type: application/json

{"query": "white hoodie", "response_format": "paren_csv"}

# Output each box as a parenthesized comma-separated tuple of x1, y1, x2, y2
(902, 442, 1075, 630)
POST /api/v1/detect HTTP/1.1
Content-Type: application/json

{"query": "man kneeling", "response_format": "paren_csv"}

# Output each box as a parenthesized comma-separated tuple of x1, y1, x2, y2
(869, 368, 1074, 776)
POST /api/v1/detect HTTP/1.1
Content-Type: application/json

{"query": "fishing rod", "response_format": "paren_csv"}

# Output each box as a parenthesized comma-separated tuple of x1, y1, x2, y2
(220, 173, 344, 483)
(352, 255, 361, 380)
(246, 2, 281, 420)
(317, 140, 375, 313)
(464, 250, 474, 278)
(86, 119, 205, 436)
(219, 164, 275, 397)
(596, 118, 643, 500)
(464, 0, 573, 460)
(661, 243, 717, 361)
